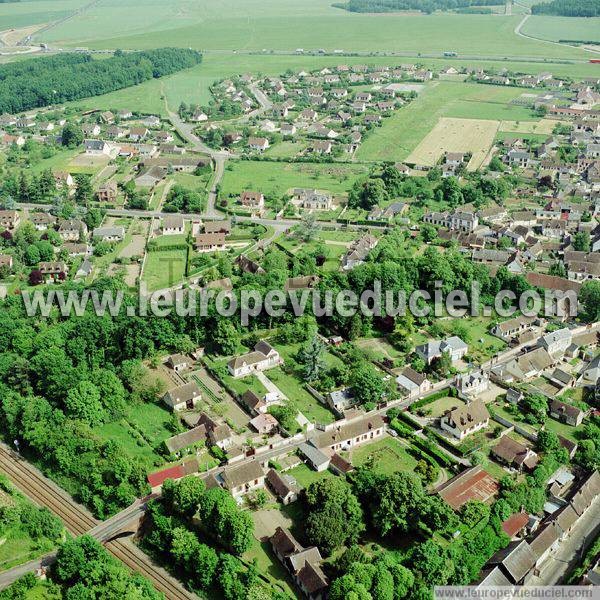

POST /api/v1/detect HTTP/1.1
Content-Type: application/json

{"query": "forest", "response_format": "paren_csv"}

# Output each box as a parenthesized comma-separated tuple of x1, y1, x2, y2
(335, 0, 502, 13)
(531, 0, 600, 17)
(0, 48, 202, 114)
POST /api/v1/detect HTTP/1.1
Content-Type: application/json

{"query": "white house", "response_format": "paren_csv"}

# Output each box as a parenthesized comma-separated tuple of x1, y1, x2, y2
(416, 336, 468, 365)
(396, 367, 432, 398)
(227, 340, 283, 378)
(440, 400, 490, 441)
(539, 328, 572, 358)
(163, 382, 201, 411)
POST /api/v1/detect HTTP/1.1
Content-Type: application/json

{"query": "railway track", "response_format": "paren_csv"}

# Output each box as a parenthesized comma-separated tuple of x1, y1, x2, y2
(0, 445, 198, 600)
(0, 447, 96, 536)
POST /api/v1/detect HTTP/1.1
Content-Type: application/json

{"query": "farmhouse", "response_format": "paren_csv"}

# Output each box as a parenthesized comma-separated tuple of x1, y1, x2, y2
(166, 353, 190, 372)
(440, 400, 490, 440)
(194, 233, 226, 253)
(228, 340, 282, 378)
(163, 382, 201, 411)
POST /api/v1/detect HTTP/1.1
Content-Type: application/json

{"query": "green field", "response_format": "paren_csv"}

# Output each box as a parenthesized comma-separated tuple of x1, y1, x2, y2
(356, 81, 536, 162)
(0, 0, 88, 31)
(521, 15, 600, 44)
(34, 0, 588, 61)
(220, 160, 370, 199)
(350, 436, 419, 476)
(141, 248, 187, 291)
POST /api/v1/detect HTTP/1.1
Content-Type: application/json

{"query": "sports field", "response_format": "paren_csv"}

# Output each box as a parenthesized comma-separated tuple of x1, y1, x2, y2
(407, 117, 499, 170)
(356, 81, 533, 162)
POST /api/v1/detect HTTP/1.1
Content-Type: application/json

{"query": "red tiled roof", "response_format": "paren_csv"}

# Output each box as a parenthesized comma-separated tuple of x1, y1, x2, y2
(147, 465, 185, 487)
(436, 466, 499, 510)
(502, 512, 529, 538)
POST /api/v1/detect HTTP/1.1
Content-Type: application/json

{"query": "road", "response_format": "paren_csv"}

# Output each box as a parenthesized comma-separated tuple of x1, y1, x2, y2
(0, 444, 198, 599)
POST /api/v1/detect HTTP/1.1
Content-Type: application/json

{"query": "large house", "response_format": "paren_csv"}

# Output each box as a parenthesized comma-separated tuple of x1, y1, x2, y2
(163, 382, 201, 411)
(58, 219, 88, 242)
(228, 340, 282, 378)
(314, 414, 386, 453)
(270, 527, 328, 600)
(440, 400, 490, 440)
(491, 436, 539, 472)
(455, 369, 489, 396)
(423, 210, 479, 233)
(416, 336, 468, 365)
(291, 188, 333, 211)
(539, 328, 572, 358)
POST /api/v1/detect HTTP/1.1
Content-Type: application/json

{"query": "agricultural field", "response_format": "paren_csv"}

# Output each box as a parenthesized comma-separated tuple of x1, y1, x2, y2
(356, 81, 535, 162)
(406, 117, 499, 170)
(521, 15, 600, 44)
(33, 0, 588, 61)
(498, 118, 563, 135)
(219, 160, 370, 199)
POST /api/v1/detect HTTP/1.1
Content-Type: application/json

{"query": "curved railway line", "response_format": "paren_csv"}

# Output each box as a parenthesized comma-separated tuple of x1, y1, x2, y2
(0, 445, 198, 600)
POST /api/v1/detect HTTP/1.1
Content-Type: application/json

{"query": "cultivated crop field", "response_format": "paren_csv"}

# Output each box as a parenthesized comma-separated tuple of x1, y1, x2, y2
(499, 118, 562, 135)
(407, 117, 499, 170)
(521, 15, 600, 44)
(356, 81, 533, 162)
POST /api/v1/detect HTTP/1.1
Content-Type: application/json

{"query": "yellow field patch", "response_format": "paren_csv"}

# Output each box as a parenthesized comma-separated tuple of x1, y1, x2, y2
(499, 118, 562, 135)
(406, 117, 499, 171)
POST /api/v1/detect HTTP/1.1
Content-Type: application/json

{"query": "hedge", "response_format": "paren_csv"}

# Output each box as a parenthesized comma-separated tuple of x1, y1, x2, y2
(425, 427, 468, 458)
(410, 388, 455, 411)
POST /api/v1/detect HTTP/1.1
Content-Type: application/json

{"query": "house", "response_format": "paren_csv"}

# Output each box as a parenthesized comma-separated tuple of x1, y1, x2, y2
(53, 171, 74, 190)
(506, 388, 524, 405)
(488, 540, 537, 584)
(314, 415, 386, 453)
(423, 210, 479, 233)
(166, 353, 190, 372)
(248, 137, 270, 152)
(528, 522, 562, 569)
(240, 191, 265, 210)
(106, 126, 127, 139)
(221, 460, 265, 498)
(135, 166, 167, 187)
(92, 226, 124, 242)
(266, 469, 299, 504)
(491, 347, 555, 383)
(84, 139, 111, 156)
(501, 512, 529, 540)
(583, 355, 600, 386)
(0, 254, 13, 272)
(191, 110, 208, 122)
(284, 275, 320, 292)
(298, 442, 330, 472)
(194, 233, 226, 253)
(163, 382, 201, 411)
(396, 367, 432, 398)
(440, 400, 490, 440)
(341, 234, 378, 270)
(549, 399, 585, 427)
(455, 369, 490, 396)
(327, 388, 357, 414)
(204, 220, 231, 235)
(491, 315, 536, 341)
(63, 243, 88, 257)
(491, 436, 539, 472)
(228, 340, 282, 378)
(292, 188, 333, 210)
(250, 413, 279, 435)
(82, 123, 101, 137)
(281, 123, 297, 137)
(436, 466, 499, 510)
(539, 328, 572, 357)
(38, 262, 68, 283)
(58, 219, 87, 242)
(129, 127, 149, 142)
(99, 111, 115, 124)
(310, 140, 333, 154)
(0, 210, 20, 230)
(164, 427, 207, 455)
(96, 181, 118, 202)
(155, 130, 174, 143)
(196, 413, 233, 450)
(241, 390, 268, 415)
(30, 213, 56, 231)
(415, 336, 468, 365)
(162, 215, 185, 235)
(270, 527, 328, 600)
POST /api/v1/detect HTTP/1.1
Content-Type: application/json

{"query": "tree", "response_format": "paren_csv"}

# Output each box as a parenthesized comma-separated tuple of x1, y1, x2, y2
(522, 393, 547, 425)
(580, 280, 600, 322)
(349, 363, 385, 405)
(304, 478, 365, 555)
(74, 174, 93, 205)
(572, 231, 591, 252)
(297, 336, 326, 382)
(62, 123, 84, 148)
(213, 320, 240, 355)
(65, 380, 105, 426)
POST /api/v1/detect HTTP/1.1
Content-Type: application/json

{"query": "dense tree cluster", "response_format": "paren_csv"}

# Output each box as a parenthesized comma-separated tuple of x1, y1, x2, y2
(338, 0, 501, 13)
(0, 48, 202, 113)
(531, 0, 600, 17)
(163, 184, 205, 214)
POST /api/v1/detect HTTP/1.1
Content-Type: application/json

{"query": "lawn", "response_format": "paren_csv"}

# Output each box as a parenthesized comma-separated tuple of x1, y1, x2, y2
(0, 477, 61, 573)
(286, 463, 333, 488)
(141, 248, 188, 292)
(349, 436, 419, 477)
(415, 396, 465, 418)
(356, 81, 536, 162)
(220, 160, 370, 199)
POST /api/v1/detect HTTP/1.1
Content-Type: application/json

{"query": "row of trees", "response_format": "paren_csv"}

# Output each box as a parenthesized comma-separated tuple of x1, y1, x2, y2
(0, 48, 202, 113)
(341, 0, 501, 13)
(531, 0, 600, 17)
